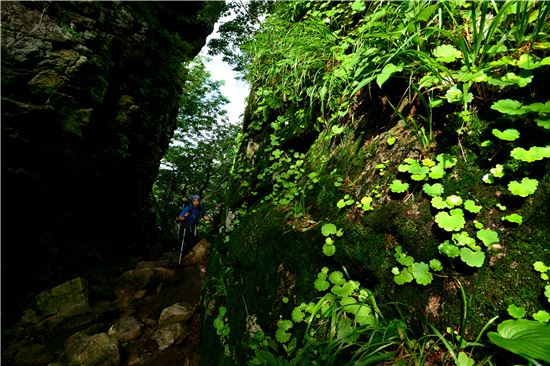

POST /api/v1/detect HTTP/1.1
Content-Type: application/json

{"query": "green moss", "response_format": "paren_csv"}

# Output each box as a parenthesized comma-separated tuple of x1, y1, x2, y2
(202, 202, 327, 363)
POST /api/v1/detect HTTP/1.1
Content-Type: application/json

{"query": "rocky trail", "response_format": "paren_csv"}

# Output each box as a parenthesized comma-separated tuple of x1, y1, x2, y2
(2, 240, 211, 366)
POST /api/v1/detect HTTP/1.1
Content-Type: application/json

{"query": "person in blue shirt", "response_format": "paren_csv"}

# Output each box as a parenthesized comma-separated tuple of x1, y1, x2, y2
(176, 195, 211, 261)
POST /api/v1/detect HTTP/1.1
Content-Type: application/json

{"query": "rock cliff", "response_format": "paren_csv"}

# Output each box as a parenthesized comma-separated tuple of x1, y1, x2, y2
(1, 1, 222, 319)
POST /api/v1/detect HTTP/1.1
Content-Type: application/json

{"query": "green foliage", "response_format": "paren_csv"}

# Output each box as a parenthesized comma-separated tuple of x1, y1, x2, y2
(213, 306, 230, 338)
(432, 44, 462, 63)
(463, 200, 482, 213)
(321, 223, 337, 236)
(459, 247, 485, 268)
(389, 179, 409, 193)
(423, 183, 444, 197)
(376, 62, 404, 88)
(431, 196, 450, 210)
(533, 310, 550, 323)
(502, 213, 523, 225)
(446, 195, 463, 207)
(435, 209, 466, 232)
(314, 267, 330, 292)
(224, 0, 550, 364)
(492, 128, 520, 141)
(488, 319, 550, 364)
(476, 229, 499, 246)
(275, 319, 293, 343)
(510, 146, 550, 163)
(508, 177, 539, 197)
(491, 99, 550, 115)
(439, 240, 460, 258)
(507, 304, 526, 319)
(393, 246, 435, 285)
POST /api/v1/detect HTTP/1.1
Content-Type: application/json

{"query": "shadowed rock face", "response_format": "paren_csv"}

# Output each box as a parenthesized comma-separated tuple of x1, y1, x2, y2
(1, 1, 222, 318)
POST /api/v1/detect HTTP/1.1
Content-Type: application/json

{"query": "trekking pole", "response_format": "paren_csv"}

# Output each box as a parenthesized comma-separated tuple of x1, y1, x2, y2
(178, 227, 187, 265)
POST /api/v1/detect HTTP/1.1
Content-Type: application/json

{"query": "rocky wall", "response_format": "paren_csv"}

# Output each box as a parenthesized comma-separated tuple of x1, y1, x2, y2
(1, 1, 223, 320)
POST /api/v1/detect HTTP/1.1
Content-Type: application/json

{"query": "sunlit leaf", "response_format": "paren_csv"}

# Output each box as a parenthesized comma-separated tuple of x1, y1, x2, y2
(492, 128, 520, 141)
(423, 183, 444, 197)
(351, 0, 366, 12)
(502, 213, 523, 225)
(435, 209, 465, 231)
(394, 268, 413, 285)
(488, 319, 550, 363)
(460, 247, 485, 267)
(535, 117, 550, 130)
(491, 99, 527, 115)
(321, 223, 337, 236)
(477, 229, 499, 246)
(376, 62, 404, 88)
(533, 310, 550, 323)
(510, 146, 550, 162)
(439, 240, 460, 258)
(389, 179, 409, 193)
(464, 199, 482, 213)
(429, 259, 443, 271)
(508, 177, 539, 197)
(432, 44, 462, 63)
(323, 244, 336, 256)
(508, 304, 526, 319)
(431, 196, 450, 209)
(411, 262, 432, 285)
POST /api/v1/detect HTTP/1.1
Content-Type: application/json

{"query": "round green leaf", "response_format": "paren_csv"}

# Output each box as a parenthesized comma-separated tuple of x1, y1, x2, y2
(321, 223, 337, 236)
(431, 196, 450, 209)
(491, 99, 527, 115)
(533, 310, 550, 323)
(464, 199, 482, 213)
(511, 146, 550, 163)
(508, 177, 539, 197)
(436, 153, 458, 169)
(439, 241, 460, 258)
(394, 268, 413, 285)
(490, 164, 505, 178)
(423, 183, 444, 197)
(459, 247, 485, 267)
(429, 259, 443, 272)
(446, 195, 463, 207)
(435, 209, 466, 231)
(508, 304, 526, 319)
(323, 244, 336, 256)
(492, 128, 520, 141)
(502, 213, 523, 224)
(412, 262, 433, 285)
(328, 271, 345, 285)
(432, 44, 463, 63)
(477, 228, 499, 246)
(389, 179, 409, 193)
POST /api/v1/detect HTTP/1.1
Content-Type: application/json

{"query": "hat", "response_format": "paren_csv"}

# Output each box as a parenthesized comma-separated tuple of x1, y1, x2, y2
(189, 195, 201, 201)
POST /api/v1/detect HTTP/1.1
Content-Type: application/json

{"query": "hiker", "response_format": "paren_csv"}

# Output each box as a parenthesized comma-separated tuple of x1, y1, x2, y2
(176, 195, 211, 259)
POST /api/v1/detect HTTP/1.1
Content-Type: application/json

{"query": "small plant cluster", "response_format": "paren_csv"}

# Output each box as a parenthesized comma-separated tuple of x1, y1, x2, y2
(320, 223, 343, 257)
(388, 152, 502, 279)
(213, 306, 233, 357)
(392, 245, 442, 286)
(248, 266, 384, 366)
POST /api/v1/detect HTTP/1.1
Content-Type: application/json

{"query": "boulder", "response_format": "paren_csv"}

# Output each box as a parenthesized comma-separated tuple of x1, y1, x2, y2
(34, 277, 88, 316)
(108, 315, 142, 343)
(65, 332, 119, 366)
(152, 323, 188, 351)
(158, 302, 195, 327)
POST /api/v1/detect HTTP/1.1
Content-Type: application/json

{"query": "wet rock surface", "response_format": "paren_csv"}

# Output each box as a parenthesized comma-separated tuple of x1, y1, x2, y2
(1, 240, 210, 366)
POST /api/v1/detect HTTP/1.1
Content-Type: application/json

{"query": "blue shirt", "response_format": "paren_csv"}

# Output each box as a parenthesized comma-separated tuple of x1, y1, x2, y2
(179, 204, 205, 226)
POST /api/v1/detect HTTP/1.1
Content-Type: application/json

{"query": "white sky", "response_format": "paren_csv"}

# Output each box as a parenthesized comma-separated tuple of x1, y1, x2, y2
(199, 15, 250, 126)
